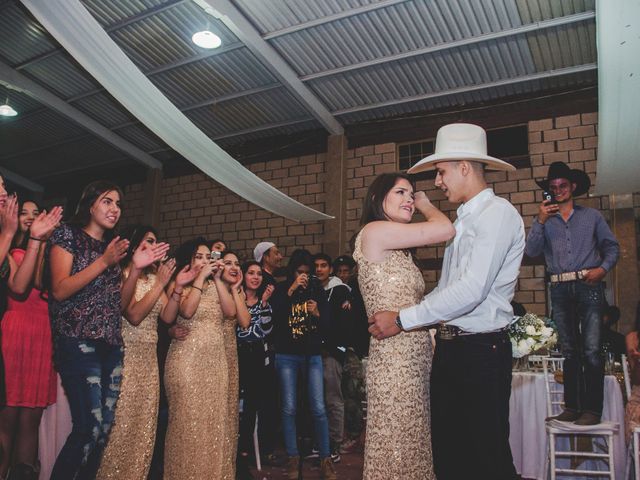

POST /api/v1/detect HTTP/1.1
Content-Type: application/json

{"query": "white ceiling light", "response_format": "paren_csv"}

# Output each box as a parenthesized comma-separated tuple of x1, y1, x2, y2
(0, 98, 17, 117)
(192, 30, 222, 49)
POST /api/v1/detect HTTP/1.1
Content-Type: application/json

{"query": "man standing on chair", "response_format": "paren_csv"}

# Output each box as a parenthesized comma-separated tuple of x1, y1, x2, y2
(525, 161, 619, 426)
(368, 123, 525, 480)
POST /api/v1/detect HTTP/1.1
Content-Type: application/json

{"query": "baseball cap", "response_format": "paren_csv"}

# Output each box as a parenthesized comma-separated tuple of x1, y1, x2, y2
(333, 255, 356, 270)
(253, 241, 276, 263)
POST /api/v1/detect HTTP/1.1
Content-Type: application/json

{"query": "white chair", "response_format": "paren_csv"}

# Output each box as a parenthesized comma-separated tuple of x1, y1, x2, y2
(543, 357, 619, 479)
(621, 354, 640, 480)
(528, 354, 549, 372)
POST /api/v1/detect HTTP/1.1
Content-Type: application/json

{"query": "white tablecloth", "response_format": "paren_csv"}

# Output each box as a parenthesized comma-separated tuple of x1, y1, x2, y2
(509, 372, 625, 480)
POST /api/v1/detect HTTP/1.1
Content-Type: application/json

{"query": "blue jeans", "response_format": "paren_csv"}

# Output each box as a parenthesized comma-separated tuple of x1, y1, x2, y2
(50, 337, 123, 480)
(550, 280, 605, 415)
(275, 353, 330, 458)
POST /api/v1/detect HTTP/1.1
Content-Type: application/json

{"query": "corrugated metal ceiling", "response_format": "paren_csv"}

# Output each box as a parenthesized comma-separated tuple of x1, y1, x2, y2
(0, 0, 598, 189)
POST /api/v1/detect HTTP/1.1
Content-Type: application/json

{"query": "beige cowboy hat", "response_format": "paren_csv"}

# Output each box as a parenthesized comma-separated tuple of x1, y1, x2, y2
(407, 123, 515, 173)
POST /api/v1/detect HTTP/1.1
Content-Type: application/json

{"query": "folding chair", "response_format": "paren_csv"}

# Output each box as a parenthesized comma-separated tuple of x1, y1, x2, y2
(622, 354, 640, 480)
(543, 357, 618, 479)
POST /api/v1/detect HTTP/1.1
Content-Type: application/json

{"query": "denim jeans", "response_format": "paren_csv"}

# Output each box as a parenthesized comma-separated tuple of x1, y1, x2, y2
(275, 353, 330, 458)
(550, 280, 605, 415)
(50, 337, 123, 480)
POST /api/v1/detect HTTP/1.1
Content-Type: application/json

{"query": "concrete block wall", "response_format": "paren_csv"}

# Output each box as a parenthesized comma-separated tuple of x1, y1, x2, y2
(122, 153, 327, 261)
(121, 111, 634, 317)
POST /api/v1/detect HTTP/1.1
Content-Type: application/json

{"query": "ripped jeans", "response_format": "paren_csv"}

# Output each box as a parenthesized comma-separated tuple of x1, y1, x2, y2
(50, 337, 123, 480)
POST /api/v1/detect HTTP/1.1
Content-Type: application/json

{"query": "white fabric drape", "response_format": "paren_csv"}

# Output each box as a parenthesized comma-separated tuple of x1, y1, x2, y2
(20, 0, 332, 222)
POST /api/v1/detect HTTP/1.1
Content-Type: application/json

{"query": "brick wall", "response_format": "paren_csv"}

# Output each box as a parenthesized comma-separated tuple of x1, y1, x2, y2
(122, 153, 327, 261)
(121, 111, 635, 317)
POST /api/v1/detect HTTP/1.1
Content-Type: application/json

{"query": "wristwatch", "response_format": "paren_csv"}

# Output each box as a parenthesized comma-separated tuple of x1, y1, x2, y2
(395, 315, 404, 331)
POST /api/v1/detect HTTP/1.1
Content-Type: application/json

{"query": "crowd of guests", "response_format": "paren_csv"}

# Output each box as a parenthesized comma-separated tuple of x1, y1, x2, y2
(0, 120, 638, 480)
(0, 174, 371, 480)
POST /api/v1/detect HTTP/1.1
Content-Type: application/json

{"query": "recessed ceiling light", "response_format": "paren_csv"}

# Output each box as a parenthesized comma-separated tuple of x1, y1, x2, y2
(0, 103, 17, 117)
(192, 31, 222, 49)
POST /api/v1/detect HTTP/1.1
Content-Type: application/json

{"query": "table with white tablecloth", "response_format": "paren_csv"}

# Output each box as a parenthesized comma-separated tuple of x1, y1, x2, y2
(509, 372, 625, 480)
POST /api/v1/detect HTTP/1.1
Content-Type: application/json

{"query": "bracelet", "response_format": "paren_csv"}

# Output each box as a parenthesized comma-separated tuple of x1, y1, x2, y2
(29, 236, 43, 242)
(192, 286, 203, 293)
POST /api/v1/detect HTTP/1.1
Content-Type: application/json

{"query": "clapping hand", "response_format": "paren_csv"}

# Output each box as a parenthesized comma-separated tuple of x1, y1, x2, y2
(175, 264, 201, 287)
(101, 236, 130, 267)
(0, 194, 18, 237)
(156, 258, 176, 287)
(29, 206, 63, 240)
(132, 241, 170, 270)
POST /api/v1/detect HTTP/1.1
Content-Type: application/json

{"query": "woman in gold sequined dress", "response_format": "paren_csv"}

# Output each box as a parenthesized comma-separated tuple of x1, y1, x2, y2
(163, 239, 246, 480)
(353, 173, 454, 480)
(96, 227, 197, 480)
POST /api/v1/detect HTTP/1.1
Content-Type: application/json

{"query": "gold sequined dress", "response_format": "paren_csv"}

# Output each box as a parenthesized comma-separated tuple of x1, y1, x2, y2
(97, 274, 162, 480)
(222, 315, 239, 479)
(163, 282, 237, 480)
(353, 231, 435, 480)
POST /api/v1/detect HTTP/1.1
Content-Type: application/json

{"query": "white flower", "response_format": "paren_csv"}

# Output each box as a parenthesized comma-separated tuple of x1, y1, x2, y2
(525, 325, 537, 336)
(542, 327, 554, 338)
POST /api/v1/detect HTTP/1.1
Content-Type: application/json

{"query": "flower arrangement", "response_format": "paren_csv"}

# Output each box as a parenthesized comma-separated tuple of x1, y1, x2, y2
(509, 313, 557, 358)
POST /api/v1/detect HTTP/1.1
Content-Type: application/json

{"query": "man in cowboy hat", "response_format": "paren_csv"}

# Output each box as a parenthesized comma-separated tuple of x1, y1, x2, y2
(368, 123, 525, 479)
(525, 161, 619, 426)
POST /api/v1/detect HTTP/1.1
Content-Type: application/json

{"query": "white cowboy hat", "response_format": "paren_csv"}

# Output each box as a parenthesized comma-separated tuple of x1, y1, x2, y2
(407, 123, 515, 173)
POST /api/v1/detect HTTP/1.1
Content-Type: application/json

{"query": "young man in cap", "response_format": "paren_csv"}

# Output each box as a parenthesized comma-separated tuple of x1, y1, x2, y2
(368, 123, 525, 479)
(253, 241, 283, 295)
(525, 161, 619, 425)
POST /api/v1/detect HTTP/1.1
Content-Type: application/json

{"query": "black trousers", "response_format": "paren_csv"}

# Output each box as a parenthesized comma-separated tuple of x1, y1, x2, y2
(430, 330, 518, 480)
(238, 341, 278, 456)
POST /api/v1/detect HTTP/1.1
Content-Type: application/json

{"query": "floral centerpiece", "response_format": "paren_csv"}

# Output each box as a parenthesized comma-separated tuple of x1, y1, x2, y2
(509, 313, 557, 358)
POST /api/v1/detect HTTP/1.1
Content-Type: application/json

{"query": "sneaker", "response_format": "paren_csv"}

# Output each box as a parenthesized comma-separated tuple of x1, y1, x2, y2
(320, 457, 337, 480)
(304, 448, 319, 459)
(574, 412, 601, 425)
(330, 450, 341, 463)
(261, 452, 286, 467)
(286, 456, 300, 479)
(546, 409, 580, 422)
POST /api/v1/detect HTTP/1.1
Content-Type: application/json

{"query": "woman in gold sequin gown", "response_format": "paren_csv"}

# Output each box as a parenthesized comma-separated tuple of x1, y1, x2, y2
(97, 228, 196, 480)
(163, 241, 246, 480)
(353, 173, 455, 480)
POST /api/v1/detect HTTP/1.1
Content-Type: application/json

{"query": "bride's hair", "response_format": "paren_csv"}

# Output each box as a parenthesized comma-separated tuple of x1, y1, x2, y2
(360, 172, 415, 225)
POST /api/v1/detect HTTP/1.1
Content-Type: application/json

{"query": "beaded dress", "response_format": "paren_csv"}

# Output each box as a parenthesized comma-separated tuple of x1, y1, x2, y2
(97, 274, 162, 480)
(353, 231, 435, 480)
(221, 314, 240, 479)
(163, 282, 236, 479)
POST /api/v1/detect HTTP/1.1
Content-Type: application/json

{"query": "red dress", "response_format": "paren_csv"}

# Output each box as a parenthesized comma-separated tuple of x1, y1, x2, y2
(1, 249, 56, 407)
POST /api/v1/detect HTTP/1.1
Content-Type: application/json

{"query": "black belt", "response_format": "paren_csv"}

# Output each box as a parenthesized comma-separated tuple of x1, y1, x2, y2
(436, 323, 508, 341)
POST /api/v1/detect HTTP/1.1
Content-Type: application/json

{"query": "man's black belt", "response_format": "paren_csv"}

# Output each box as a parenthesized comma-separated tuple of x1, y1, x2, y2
(436, 323, 508, 341)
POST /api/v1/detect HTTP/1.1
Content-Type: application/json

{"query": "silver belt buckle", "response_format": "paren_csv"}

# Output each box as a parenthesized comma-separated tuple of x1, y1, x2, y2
(437, 323, 455, 340)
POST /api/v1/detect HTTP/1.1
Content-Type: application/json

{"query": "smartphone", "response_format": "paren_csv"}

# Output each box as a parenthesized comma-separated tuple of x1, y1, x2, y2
(211, 250, 221, 260)
(542, 191, 557, 204)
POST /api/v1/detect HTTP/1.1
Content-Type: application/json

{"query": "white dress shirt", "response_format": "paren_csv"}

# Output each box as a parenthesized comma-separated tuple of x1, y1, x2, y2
(400, 188, 525, 333)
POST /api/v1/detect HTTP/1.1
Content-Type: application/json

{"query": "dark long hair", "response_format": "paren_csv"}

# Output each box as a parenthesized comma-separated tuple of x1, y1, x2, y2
(173, 237, 210, 272)
(359, 172, 419, 265)
(69, 181, 124, 236)
(360, 172, 415, 225)
(11, 199, 41, 250)
(119, 224, 159, 269)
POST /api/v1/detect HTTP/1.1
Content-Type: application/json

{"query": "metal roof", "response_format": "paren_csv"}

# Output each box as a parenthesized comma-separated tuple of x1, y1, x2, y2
(0, 0, 598, 190)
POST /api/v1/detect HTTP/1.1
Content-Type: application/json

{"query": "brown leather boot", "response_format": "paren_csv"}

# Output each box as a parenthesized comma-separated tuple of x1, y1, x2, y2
(320, 457, 337, 480)
(286, 456, 300, 479)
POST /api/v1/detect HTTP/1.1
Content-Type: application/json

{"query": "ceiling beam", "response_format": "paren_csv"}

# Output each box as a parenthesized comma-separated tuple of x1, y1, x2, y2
(196, 0, 344, 135)
(0, 60, 162, 169)
(332, 63, 598, 116)
(301, 11, 596, 81)
(262, 0, 410, 40)
(0, 166, 44, 192)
